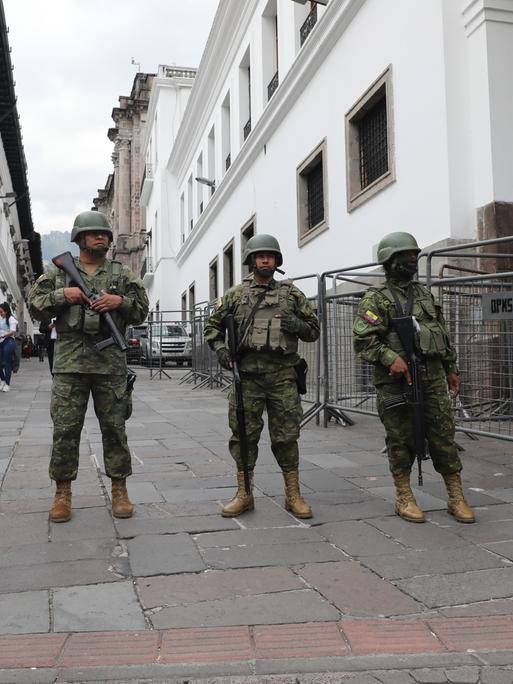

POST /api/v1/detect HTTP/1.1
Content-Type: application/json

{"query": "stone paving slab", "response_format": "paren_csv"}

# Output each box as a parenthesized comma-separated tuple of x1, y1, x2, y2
(195, 526, 325, 548)
(49, 508, 115, 542)
(358, 544, 509, 580)
(0, 558, 127, 596)
(0, 512, 49, 547)
(128, 532, 206, 575)
(396, 568, 513, 608)
(298, 562, 422, 617)
(150, 589, 341, 629)
(0, 538, 117, 568)
(367, 518, 468, 550)
(114, 513, 239, 537)
(53, 582, 145, 632)
(0, 590, 49, 634)
(202, 540, 345, 570)
(137, 566, 304, 609)
(317, 520, 405, 557)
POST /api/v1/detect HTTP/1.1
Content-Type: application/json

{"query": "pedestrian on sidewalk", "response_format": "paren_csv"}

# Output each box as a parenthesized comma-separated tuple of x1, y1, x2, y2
(39, 318, 57, 374)
(353, 231, 475, 524)
(0, 302, 17, 392)
(28, 211, 149, 523)
(204, 234, 320, 519)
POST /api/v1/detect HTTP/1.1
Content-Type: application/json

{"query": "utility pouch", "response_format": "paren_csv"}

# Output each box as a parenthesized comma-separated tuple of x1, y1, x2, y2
(294, 358, 308, 395)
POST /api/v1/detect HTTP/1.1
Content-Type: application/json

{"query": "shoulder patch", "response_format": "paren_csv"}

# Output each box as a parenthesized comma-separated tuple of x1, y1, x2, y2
(362, 310, 379, 325)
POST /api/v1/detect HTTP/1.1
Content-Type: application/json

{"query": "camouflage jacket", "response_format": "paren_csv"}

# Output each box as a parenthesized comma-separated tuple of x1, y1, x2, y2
(28, 257, 149, 375)
(353, 278, 458, 385)
(204, 274, 320, 373)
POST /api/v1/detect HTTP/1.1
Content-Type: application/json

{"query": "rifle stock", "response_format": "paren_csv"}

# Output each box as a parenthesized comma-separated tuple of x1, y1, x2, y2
(225, 313, 251, 494)
(52, 251, 128, 353)
(390, 315, 426, 486)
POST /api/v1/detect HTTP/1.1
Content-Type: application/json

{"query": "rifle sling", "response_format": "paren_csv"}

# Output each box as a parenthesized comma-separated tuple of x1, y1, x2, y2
(388, 283, 414, 317)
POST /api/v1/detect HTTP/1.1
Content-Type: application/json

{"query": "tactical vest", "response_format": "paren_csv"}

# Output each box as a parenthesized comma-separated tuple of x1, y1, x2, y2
(234, 279, 297, 355)
(55, 259, 125, 336)
(376, 282, 450, 358)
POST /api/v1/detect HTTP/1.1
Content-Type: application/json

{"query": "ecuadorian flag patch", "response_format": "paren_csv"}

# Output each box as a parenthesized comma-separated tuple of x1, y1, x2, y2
(362, 310, 379, 325)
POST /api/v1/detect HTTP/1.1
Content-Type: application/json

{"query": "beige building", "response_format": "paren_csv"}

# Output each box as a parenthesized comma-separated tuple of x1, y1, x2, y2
(94, 73, 155, 275)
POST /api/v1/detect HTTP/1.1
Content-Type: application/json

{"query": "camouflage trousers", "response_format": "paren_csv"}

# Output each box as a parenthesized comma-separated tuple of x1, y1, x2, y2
(49, 373, 132, 482)
(376, 364, 462, 476)
(228, 366, 302, 472)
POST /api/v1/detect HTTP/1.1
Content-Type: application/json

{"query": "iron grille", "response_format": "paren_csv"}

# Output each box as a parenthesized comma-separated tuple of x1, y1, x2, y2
(267, 70, 279, 101)
(358, 96, 388, 189)
(243, 118, 251, 140)
(225, 153, 231, 171)
(300, 4, 317, 46)
(306, 159, 324, 230)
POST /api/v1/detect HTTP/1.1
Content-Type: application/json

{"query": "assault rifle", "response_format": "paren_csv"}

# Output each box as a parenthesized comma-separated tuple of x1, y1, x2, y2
(225, 313, 251, 494)
(384, 315, 427, 486)
(52, 251, 128, 352)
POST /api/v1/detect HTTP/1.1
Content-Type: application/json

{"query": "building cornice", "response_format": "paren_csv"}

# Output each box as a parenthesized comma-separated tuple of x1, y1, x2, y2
(175, 0, 367, 266)
(141, 73, 196, 157)
(168, 0, 260, 178)
(462, 0, 513, 36)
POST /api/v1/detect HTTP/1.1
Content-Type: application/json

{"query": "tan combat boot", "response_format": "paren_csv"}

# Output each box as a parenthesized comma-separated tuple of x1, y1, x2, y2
(283, 469, 312, 519)
(111, 478, 134, 518)
(49, 480, 72, 523)
(392, 472, 425, 523)
(221, 471, 254, 517)
(443, 472, 475, 523)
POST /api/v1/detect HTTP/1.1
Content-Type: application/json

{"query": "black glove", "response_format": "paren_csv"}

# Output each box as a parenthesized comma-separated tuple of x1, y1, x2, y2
(216, 347, 232, 370)
(279, 311, 302, 334)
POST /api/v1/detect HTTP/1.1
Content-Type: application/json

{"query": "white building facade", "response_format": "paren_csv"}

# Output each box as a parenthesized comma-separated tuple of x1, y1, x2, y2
(140, 0, 513, 311)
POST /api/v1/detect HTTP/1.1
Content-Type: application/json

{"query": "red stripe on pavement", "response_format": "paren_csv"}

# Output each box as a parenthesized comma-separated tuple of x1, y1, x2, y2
(340, 619, 445, 655)
(428, 615, 513, 651)
(57, 630, 160, 667)
(159, 626, 252, 664)
(254, 622, 348, 659)
(0, 634, 68, 668)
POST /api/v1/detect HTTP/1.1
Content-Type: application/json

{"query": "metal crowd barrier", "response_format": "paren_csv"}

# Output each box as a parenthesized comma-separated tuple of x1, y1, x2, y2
(425, 236, 513, 441)
(151, 236, 513, 445)
(145, 309, 193, 380)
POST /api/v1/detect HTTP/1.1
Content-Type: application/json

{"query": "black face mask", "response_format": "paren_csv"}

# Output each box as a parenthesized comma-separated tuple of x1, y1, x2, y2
(387, 254, 418, 280)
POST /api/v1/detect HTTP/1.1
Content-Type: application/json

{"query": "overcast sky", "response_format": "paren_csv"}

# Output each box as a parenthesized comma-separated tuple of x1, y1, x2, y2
(3, 0, 219, 235)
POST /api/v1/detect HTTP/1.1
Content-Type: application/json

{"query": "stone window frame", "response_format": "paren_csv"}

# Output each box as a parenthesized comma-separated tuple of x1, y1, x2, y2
(240, 215, 256, 278)
(296, 138, 329, 247)
(345, 65, 395, 212)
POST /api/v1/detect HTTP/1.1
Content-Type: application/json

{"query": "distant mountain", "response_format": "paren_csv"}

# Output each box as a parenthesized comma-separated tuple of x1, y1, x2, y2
(41, 231, 79, 271)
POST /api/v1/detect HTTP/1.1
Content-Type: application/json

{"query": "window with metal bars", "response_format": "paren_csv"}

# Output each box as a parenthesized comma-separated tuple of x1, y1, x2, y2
(358, 97, 388, 189)
(306, 160, 324, 229)
(297, 141, 329, 245)
(345, 67, 395, 212)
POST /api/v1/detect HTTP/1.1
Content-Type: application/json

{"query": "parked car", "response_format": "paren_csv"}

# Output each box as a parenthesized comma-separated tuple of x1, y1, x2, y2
(125, 325, 148, 364)
(139, 322, 192, 366)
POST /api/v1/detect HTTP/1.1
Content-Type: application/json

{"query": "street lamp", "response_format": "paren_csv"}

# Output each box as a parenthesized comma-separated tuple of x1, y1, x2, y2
(195, 176, 216, 196)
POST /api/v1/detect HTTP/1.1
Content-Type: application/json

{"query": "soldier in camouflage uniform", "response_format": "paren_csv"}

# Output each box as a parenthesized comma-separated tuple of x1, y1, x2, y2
(204, 234, 320, 518)
(28, 211, 149, 523)
(353, 232, 475, 524)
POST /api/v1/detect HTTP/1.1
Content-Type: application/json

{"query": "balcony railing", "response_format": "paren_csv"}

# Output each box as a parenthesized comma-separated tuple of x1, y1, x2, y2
(243, 118, 252, 141)
(300, 4, 318, 46)
(267, 70, 279, 101)
(225, 153, 231, 171)
(140, 256, 153, 279)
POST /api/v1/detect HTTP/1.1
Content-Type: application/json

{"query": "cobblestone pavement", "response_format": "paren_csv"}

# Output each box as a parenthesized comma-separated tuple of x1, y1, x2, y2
(1, 361, 513, 683)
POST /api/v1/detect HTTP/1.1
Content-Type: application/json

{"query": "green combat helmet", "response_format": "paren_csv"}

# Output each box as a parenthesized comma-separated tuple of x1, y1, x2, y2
(377, 232, 420, 264)
(242, 234, 283, 267)
(71, 211, 113, 243)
